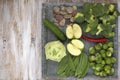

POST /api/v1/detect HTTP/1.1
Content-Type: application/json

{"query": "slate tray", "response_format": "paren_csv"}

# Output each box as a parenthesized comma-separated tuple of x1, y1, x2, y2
(41, 3, 118, 79)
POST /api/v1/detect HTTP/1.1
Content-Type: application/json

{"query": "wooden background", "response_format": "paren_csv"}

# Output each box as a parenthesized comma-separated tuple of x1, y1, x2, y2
(0, 0, 119, 80)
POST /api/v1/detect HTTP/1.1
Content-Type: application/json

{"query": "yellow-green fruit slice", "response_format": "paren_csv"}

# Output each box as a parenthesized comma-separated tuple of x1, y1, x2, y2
(67, 43, 81, 56)
(66, 24, 74, 39)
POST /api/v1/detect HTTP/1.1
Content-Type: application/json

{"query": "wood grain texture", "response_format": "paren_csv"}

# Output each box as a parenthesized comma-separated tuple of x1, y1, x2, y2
(0, 0, 43, 80)
(0, 0, 119, 80)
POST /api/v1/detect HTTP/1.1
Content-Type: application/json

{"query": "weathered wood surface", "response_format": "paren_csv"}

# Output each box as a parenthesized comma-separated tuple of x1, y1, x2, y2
(0, 0, 119, 80)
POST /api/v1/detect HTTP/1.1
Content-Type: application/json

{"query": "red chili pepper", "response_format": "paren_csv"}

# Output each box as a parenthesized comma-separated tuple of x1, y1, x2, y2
(81, 35, 107, 42)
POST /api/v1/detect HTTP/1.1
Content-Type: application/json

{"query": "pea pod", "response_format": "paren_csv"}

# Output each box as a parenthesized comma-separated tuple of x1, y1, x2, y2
(75, 53, 84, 76)
(68, 54, 76, 72)
(77, 53, 88, 77)
(57, 56, 68, 75)
(80, 62, 89, 78)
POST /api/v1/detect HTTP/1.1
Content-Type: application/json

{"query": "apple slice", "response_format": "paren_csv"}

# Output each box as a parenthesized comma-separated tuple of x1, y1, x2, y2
(66, 23, 82, 39)
(67, 39, 84, 56)
(66, 24, 73, 39)
(73, 24, 82, 38)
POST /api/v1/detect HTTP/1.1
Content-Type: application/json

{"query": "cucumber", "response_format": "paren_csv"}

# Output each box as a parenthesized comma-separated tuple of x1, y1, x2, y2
(43, 19, 67, 41)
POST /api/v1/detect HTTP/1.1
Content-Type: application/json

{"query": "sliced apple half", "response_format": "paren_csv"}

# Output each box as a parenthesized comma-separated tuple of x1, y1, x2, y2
(66, 23, 82, 39)
(67, 39, 84, 56)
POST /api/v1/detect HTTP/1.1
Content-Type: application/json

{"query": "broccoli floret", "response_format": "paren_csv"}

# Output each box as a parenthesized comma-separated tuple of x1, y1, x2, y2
(113, 11, 120, 17)
(109, 4, 115, 12)
(92, 3, 108, 17)
(74, 13, 85, 23)
(82, 3, 93, 15)
(85, 14, 95, 23)
(96, 24, 103, 35)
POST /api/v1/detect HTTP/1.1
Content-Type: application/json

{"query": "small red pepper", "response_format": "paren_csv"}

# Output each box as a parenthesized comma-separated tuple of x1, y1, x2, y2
(81, 35, 107, 42)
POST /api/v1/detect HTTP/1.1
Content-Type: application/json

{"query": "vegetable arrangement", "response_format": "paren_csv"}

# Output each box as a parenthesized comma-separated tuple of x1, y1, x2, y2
(43, 3, 119, 79)
(89, 42, 116, 77)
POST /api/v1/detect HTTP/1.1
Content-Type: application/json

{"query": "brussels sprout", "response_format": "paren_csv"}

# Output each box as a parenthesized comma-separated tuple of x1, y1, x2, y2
(90, 62, 95, 67)
(104, 65, 111, 74)
(106, 51, 112, 57)
(89, 47, 96, 54)
(109, 68, 115, 75)
(103, 44, 108, 49)
(100, 50, 106, 58)
(95, 64, 103, 71)
(107, 41, 114, 47)
(95, 43, 102, 50)
(111, 57, 117, 63)
(107, 47, 114, 53)
(101, 60, 106, 65)
(89, 55, 96, 62)
(94, 70, 100, 76)
(105, 58, 111, 65)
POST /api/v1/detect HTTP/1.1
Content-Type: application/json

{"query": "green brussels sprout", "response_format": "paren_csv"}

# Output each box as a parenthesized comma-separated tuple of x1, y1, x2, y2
(107, 41, 114, 47)
(107, 47, 114, 53)
(89, 62, 95, 67)
(89, 55, 96, 62)
(94, 70, 100, 76)
(89, 47, 95, 54)
(111, 57, 117, 63)
(95, 43, 102, 50)
(99, 71, 107, 77)
(109, 68, 115, 75)
(105, 58, 111, 65)
(103, 44, 108, 49)
(100, 50, 106, 58)
(101, 60, 106, 65)
(104, 65, 111, 74)
(106, 51, 112, 57)
(95, 64, 103, 71)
